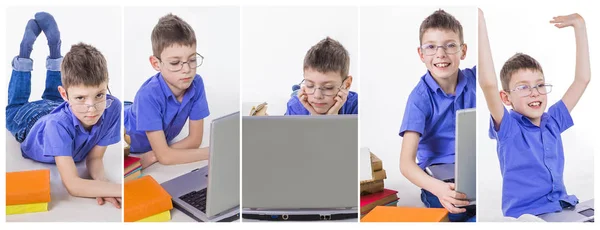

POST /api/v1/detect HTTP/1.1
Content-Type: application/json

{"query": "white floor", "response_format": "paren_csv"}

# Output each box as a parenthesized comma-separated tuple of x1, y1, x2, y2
(6, 130, 122, 222)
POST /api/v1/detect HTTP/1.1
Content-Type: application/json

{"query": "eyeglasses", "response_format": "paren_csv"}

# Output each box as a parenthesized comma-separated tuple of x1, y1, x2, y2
(67, 88, 114, 113)
(157, 53, 204, 72)
(299, 78, 347, 96)
(507, 83, 553, 97)
(70, 98, 114, 113)
(420, 42, 463, 56)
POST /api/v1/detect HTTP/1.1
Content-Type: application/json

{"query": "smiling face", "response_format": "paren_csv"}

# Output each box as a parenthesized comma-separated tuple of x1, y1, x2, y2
(501, 69, 547, 123)
(418, 29, 467, 82)
(302, 68, 351, 114)
(59, 82, 109, 129)
(151, 44, 198, 95)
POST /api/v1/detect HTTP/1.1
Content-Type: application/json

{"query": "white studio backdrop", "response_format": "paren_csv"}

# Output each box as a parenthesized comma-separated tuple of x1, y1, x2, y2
(241, 6, 359, 116)
(360, 6, 477, 207)
(124, 7, 240, 146)
(478, 6, 596, 221)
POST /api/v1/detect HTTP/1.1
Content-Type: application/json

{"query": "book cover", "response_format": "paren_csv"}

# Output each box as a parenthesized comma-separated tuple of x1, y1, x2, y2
(360, 188, 398, 214)
(361, 206, 449, 222)
(6, 202, 48, 215)
(6, 169, 51, 205)
(124, 175, 173, 222)
(124, 156, 141, 174)
(136, 210, 171, 222)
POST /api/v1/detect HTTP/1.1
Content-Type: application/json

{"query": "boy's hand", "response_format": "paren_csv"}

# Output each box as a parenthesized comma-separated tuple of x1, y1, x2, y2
(298, 85, 319, 115)
(432, 182, 469, 214)
(550, 13, 585, 29)
(326, 88, 349, 115)
(96, 197, 121, 209)
(140, 150, 158, 169)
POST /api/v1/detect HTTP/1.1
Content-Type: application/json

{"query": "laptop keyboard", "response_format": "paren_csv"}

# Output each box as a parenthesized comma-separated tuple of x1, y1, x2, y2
(179, 188, 208, 213)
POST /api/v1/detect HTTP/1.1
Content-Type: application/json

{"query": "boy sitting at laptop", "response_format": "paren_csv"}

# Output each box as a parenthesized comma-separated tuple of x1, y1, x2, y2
(125, 14, 210, 169)
(286, 37, 358, 115)
(478, 9, 590, 218)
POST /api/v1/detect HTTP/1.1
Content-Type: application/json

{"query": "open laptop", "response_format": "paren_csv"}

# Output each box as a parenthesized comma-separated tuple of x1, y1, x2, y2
(160, 112, 240, 222)
(538, 199, 594, 222)
(454, 108, 476, 207)
(242, 115, 358, 221)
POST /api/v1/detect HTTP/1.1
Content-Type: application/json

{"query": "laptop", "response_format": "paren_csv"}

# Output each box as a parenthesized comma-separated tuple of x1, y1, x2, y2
(454, 108, 476, 207)
(538, 199, 594, 222)
(160, 112, 240, 222)
(242, 115, 358, 221)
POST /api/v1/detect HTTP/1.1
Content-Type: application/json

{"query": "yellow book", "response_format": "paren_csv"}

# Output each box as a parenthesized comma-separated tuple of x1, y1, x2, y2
(136, 210, 171, 222)
(6, 202, 48, 215)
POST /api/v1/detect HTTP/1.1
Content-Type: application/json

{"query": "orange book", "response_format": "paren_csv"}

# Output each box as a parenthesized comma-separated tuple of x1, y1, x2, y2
(6, 169, 51, 205)
(361, 206, 449, 222)
(124, 175, 173, 222)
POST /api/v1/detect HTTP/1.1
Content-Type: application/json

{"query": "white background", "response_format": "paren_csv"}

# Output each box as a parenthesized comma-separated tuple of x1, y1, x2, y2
(4, 6, 123, 221)
(477, 5, 596, 221)
(123, 7, 240, 146)
(241, 6, 359, 115)
(360, 7, 477, 208)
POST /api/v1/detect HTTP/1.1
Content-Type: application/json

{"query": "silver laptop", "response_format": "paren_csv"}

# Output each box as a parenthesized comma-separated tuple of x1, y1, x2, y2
(425, 163, 455, 182)
(538, 199, 594, 222)
(242, 115, 358, 221)
(454, 108, 476, 207)
(161, 112, 240, 222)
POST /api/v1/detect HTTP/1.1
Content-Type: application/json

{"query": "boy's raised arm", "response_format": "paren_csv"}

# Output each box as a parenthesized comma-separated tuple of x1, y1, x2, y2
(478, 9, 505, 128)
(169, 119, 204, 149)
(551, 13, 591, 112)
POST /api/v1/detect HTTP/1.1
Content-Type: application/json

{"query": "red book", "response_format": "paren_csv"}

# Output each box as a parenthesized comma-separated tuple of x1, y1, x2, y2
(124, 156, 141, 175)
(360, 188, 398, 214)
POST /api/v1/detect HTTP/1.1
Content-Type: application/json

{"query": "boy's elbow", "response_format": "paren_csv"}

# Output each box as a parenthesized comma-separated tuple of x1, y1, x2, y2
(63, 178, 83, 197)
(154, 149, 174, 165)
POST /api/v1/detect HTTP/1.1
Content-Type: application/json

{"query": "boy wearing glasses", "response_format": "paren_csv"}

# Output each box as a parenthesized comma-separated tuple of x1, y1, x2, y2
(398, 9, 476, 222)
(286, 37, 357, 115)
(7, 13, 122, 207)
(479, 9, 590, 218)
(124, 13, 210, 168)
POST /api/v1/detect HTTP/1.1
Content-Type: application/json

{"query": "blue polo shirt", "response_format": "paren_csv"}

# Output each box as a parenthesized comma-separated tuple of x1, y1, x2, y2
(489, 100, 578, 218)
(20, 95, 122, 163)
(125, 72, 210, 153)
(399, 66, 476, 169)
(285, 91, 358, 115)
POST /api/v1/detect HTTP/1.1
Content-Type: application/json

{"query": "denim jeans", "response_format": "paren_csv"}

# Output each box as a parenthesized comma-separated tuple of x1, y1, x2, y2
(6, 56, 64, 143)
(421, 188, 477, 222)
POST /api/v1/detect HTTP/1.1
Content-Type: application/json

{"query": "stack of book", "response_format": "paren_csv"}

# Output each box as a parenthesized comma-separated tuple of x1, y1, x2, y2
(124, 175, 173, 222)
(124, 156, 142, 182)
(359, 149, 399, 216)
(6, 169, 51, 215)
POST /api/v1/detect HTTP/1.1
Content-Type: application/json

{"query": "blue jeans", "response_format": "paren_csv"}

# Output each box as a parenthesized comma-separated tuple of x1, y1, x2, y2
(6, 56, 64, 143)
(421, 189, 476, 222)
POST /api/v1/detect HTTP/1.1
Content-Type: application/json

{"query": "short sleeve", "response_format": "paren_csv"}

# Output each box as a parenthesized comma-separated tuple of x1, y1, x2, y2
(189, 76, 210, 120)
(43, 120, 74, 157)
(135, 88, 164, 131)
(548, 100, 574, 133)
(488, 107, 517, 141)
(399, 93, 430, 137)
(98, 96, 121, 146)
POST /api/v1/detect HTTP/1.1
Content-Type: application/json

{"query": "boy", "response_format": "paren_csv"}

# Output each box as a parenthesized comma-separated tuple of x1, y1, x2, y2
(398, 9, 476, 222)
(286, 37, 358, 115)
(6, 13, 122, 208)
(124, 13, 210, 168)
(478, 10, 589, 218)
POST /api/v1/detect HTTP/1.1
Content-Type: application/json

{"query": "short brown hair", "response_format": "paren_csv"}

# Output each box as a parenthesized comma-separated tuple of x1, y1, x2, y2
(419, 9, 464, 45)
(61, 43, 108, 89)
(151, 13, 196, 58)
(500, 53, 544, 91)
(303, 37, 350, 79)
